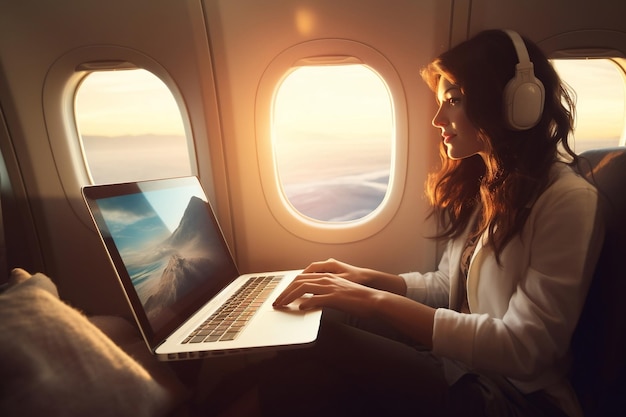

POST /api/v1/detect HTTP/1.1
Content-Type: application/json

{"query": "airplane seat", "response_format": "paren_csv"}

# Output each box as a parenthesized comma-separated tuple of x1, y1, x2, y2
(571, 146, 626, 416)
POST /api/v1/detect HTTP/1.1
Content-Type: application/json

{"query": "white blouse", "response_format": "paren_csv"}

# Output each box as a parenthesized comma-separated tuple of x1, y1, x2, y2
(400, 163, 603, 417)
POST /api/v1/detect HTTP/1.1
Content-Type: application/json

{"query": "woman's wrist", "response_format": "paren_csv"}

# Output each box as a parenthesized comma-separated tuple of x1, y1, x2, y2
(365, 268, 407, 295)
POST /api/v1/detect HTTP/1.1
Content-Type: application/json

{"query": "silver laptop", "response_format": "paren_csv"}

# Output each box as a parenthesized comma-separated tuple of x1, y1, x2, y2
(82, 176, 321, 361)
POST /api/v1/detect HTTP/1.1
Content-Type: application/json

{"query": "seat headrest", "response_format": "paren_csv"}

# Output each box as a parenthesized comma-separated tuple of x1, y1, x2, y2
(572, 147, 626, 416)
(576, 147, 626, 233)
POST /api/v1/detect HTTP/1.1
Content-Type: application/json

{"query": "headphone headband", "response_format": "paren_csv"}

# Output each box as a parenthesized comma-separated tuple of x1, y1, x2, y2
(504, 30, 531, 67)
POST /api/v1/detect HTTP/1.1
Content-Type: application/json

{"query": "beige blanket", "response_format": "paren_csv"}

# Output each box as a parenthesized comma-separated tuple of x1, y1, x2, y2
(0, 269, 184, 417)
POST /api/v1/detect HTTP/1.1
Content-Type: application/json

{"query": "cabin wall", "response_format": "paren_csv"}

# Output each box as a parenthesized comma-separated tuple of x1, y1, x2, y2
(202, 0, 448, 275)
(0, 0, 624, 316)
(0, 0, 224, 315)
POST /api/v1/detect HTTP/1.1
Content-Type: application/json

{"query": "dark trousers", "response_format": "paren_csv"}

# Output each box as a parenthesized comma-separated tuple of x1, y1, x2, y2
(202, 310, 568, 417)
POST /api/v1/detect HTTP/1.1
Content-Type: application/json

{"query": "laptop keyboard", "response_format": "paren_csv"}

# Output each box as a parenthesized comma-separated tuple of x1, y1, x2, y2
(182, 275, 282, 344)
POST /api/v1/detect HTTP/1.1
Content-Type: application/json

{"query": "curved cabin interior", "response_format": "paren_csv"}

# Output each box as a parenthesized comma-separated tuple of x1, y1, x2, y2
(0, 0, 625, 415)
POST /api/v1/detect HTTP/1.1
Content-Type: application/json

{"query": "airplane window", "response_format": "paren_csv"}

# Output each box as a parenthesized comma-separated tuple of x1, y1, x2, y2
(552, 59, 625, 151)
(273, 64, 393, 222)
(74, 69, 193, 184)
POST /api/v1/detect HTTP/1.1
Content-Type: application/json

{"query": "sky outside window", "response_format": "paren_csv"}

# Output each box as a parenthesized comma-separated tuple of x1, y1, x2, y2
(272, 64, 393, 222)
(75, 69, 192, 184)
(551, 59, 625, 151)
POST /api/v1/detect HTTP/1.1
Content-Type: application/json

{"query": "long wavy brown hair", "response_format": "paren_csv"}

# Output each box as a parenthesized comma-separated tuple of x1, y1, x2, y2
(420, 30, 578, 262)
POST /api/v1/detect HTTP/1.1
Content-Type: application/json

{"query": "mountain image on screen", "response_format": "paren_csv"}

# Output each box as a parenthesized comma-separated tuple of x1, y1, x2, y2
(142, 196, 222, 320)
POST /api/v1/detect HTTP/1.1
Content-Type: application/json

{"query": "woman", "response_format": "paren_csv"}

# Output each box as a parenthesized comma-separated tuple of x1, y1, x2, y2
(212, 29, 602, 417)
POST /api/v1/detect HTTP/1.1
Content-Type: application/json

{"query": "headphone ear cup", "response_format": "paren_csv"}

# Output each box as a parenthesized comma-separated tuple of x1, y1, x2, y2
(504, 72, 545, 130)
(502, 30, 546, 131)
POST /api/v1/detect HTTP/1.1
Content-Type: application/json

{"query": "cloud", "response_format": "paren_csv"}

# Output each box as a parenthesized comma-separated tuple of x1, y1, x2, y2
(100, 207, 150, 226)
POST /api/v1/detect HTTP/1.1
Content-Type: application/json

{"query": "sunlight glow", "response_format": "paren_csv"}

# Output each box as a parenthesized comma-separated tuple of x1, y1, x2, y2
(75, 69, 185, 137)
(74, 69, 191, 184)
(272, 64, 394, 221)
(273, 65, 393, 184)
(295, 8, 316, 36)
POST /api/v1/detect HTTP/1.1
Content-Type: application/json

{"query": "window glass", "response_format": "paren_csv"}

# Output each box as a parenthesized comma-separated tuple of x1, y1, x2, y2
(75, 69, 192, 184)
(552, 59, 625, 152)
(273, 64, 393, 222)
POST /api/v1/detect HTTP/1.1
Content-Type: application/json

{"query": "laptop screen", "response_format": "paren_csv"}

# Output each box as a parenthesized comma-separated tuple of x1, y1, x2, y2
(83, 177, 240, 346)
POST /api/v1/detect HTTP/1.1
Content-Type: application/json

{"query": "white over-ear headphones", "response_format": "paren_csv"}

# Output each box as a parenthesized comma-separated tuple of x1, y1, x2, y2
(502, 30, 545, 130)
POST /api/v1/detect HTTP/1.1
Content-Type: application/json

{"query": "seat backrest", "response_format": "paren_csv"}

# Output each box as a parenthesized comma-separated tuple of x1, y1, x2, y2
(571, 147, 626, 416)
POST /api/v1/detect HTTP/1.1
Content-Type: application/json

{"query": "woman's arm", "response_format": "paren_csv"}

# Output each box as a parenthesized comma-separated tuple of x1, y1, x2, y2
(272, 272, 435, 348)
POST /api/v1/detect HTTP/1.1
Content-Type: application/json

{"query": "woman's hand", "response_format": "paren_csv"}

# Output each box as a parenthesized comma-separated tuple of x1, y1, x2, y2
(302, 258, 372, 285)
(301, 258, 407, 295)
(272, 268, 436, 348)
(272, 272, 383, 318)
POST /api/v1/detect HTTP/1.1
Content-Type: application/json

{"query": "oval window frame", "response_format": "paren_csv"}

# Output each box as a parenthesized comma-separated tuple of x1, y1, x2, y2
(255, 39, 408, 243)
